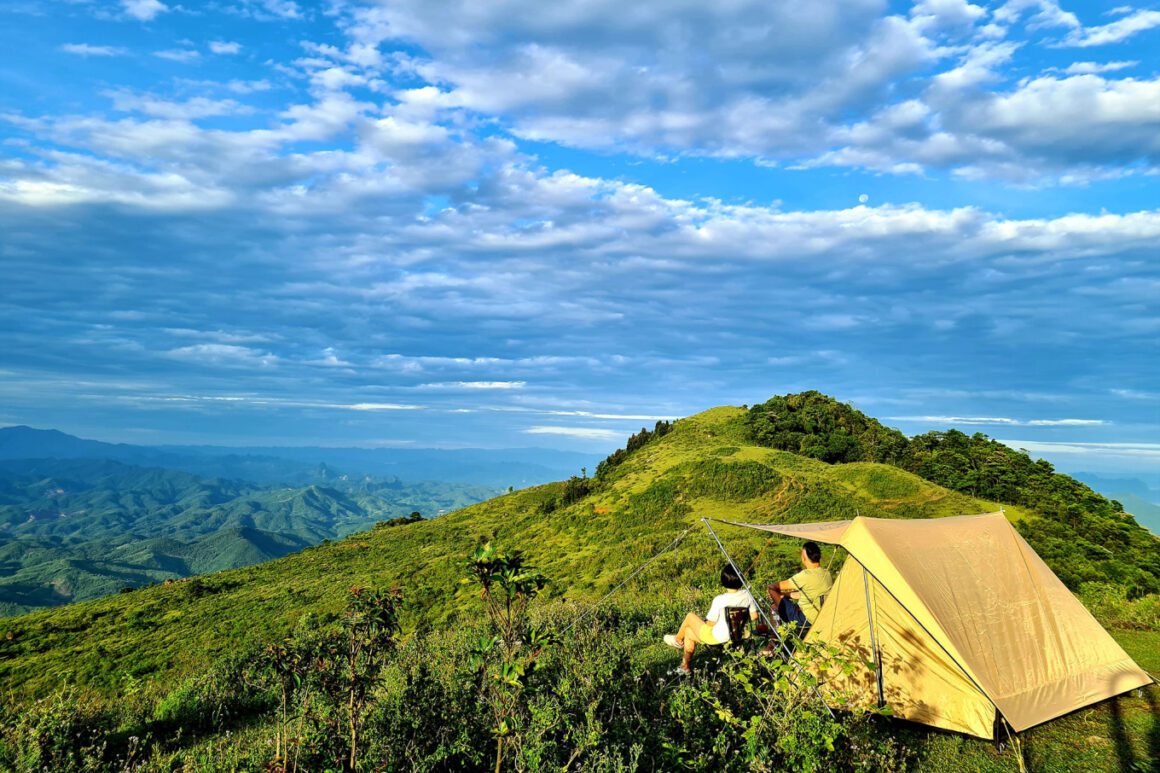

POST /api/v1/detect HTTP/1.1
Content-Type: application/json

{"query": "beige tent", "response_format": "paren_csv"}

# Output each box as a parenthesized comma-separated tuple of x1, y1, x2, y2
(727, 512, 1154, 739)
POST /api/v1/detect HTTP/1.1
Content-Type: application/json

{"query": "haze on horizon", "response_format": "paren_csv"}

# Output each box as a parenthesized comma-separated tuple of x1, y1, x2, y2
(1, 0, 1158, 476)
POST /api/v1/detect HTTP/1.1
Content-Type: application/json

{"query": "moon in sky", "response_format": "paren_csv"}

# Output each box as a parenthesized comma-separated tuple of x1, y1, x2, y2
(858, 194, 869, 203)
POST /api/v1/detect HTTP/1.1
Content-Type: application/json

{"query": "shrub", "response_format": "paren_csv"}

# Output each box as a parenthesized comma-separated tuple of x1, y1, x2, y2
(682, 459, 782, 502)
(152, 649, 271, 733)
(1079, 583, 1160, 631)
(0, 686, 115, 772)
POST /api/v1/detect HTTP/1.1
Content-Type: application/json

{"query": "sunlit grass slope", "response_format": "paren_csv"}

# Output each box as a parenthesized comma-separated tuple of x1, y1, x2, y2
(0, 406, 1025, 699)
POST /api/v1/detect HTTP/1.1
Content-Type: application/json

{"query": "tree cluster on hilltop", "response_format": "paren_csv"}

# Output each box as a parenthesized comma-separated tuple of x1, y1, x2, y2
(594, 420, 673, 479)
(747, 392, 1159, 595)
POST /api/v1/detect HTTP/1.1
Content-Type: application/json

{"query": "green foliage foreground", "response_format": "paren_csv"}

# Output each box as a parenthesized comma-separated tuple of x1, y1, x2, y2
(1, 578, 1156, 773)
(0, 568, 913, 773)
(1, 396, 1157, 770)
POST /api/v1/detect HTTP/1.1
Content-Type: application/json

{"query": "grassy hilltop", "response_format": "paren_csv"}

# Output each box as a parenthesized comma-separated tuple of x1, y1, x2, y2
(0, 396, 1156, 771)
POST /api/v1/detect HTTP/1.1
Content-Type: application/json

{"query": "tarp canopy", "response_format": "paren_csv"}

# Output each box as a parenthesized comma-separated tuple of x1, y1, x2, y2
(732, 518, 853, 544)
(720, 512, 1154, 738)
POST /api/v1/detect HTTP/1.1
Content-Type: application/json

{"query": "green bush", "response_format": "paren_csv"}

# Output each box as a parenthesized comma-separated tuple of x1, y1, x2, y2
(152, 649, 270, 732)
(0, 686, 116, 772)
(747, 392, 1160, 596)
(1079, 583, 1160, 631)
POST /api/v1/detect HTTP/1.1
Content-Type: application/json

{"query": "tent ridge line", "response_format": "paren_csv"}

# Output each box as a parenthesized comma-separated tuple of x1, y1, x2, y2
(1006, 518, 1069, 658)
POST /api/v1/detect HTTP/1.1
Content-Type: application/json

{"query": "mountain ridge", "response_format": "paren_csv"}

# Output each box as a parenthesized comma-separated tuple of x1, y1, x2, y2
(0, 425, 598, 487)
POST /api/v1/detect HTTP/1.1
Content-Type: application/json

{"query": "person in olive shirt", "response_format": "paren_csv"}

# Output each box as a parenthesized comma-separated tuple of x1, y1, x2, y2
(766, 541, 832, 634)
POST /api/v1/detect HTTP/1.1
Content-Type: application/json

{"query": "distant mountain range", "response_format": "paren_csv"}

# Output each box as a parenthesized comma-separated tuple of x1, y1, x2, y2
(0, 425, 600, 617)
(0, 457, 494, 616)
(1073, 472, 1160, 534)
(0, 425, 599, 487)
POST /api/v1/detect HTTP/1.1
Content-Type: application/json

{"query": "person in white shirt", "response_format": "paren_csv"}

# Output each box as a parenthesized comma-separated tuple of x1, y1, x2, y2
(664, 563, 759, 675)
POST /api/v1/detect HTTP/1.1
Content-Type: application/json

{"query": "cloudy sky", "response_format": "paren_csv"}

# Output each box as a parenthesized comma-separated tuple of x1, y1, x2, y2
(1, 0, 1158, 473)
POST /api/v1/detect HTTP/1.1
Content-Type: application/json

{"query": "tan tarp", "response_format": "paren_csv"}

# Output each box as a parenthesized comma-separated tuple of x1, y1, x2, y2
(736, 518, 853, 544)
(723, 512, 1154, 738)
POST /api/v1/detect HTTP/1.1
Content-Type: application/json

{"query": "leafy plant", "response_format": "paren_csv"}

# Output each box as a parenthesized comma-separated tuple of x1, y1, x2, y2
(256, 585, 402, 771)
(464, 542, 553, 773)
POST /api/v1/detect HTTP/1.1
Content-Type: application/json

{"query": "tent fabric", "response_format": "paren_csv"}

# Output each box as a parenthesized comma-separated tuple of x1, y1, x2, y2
(808, 560, 997, 737)
(728, 512, 1154, 738)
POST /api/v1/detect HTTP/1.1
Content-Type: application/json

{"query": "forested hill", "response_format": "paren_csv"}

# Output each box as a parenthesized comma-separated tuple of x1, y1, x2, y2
(745, 392, 1159, 594)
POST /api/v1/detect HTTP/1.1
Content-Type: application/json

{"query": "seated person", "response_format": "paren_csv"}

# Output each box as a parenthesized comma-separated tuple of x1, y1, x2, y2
(766, 541, 832, 636)
(664, 563, 759, 675)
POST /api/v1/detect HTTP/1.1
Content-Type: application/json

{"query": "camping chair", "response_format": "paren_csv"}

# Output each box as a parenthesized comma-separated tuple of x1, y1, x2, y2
(723, 606, 752, 646)
(701, 606, 755, 667)
(694, 607, 748, 673)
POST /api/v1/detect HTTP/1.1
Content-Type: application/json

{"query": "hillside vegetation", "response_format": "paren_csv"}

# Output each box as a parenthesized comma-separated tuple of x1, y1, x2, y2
(0, 459, 493, 616)
(0, 395, 1156, 771)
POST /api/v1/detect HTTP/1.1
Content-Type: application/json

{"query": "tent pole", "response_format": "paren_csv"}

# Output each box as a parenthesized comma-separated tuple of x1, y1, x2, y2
(863, 567, 885, 708)
(701, 517, 835, 719)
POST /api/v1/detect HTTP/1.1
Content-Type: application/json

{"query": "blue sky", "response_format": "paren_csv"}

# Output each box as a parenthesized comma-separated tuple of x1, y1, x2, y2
(1, 0, 1158, 475)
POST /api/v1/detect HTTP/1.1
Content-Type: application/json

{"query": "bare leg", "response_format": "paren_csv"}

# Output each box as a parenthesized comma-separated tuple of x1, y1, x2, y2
(763, 586, 785, 656)
(675, 613, 705, 670)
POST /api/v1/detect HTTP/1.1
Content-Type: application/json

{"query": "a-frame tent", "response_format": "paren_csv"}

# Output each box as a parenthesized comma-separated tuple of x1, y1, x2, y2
(724, 512, 1154, 739)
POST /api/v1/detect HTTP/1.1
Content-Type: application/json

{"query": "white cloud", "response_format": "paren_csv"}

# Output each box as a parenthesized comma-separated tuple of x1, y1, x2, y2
(420, 381, 527, 390)
(541, 410, 674, 421)
(994, 0, 1079, 30)
(224, 79, 272, 94)
(321, 0, 1160, 183)
(998, 440, 1160, 458)
(109, 92, 249, 120)
(1110, 388, 1159, 400)
(209, 41, 242, 55)
(524, 426, 624, 440)
(122, 0, 167, 21)
(1061, 60, 1138, 75)
(1, 42, 1158, 442)
(354, 0, 936, 159)
(1027, 419, 1108, 426)
(342, 402, 422, 411)
(1061, 9, 1160, 47)
(892, 416, 1107, 426)
(816, 71, 1160, 182)
(60, 44, 128, 57)
(768, 350, 846, 367)
(166, 344, 277, 368)
(911, 0, 987, 31)
(254, 0, 302, 19)
(154, 49, 201, 63)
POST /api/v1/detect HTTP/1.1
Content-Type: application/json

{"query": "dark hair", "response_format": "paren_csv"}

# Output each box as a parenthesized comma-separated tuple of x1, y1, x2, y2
(720, 563, 743, 590)
(803, 541, 822, 563)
